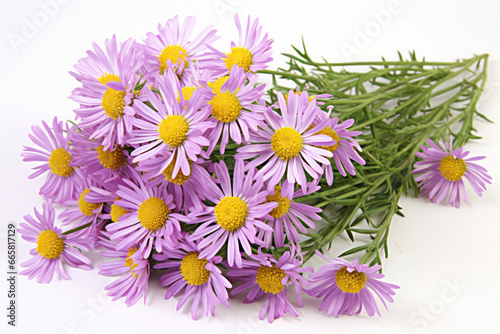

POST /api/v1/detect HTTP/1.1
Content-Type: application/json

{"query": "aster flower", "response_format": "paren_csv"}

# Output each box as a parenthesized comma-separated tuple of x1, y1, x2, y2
(188, 160, 277, 268)
(98, 233, 150, 306)
(236, 91, 335, 197)
(70, 35, 144, 150)
(202, 14, 273, 76)
(153, 234, 232, 319)
(21, 117, 81, 203)
(137, 151, 216, 213)
(258, 182, 321, 248)
(200, 65, 266, 154)
(306, 252, 399, 317)
(312, 110, 365, 185)
(228, 246, 312, 323)
(19, 201, 92, 283)
(412, 137, 492, 207)
(106, 169, 186, 259)
(129, 69, 212, 179)
(140, 15, 218, 80)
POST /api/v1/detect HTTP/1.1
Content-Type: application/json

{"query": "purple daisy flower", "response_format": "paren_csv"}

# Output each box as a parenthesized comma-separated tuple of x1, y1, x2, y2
(153, 234, 232, 319)
(59, 177, 112, 243)
(412, 137, 492, 207)
(188, 160, 277, 268)
(21, 117, 81, 203)
(98, 233, 150, 307)
(258, 181, 322, 248)
(236, 91, 335, 197)
(306, 251, 399, 317)
(202, 14, 273, 76)
(19, 201, 92, 283)
(228, 246, 312, 323)
(313, 110, 365, 185)
(107, 169, 186, 259)
(70, 35, 144, 150)
(200, 65, 266, 154)
(137, 151, 216, 213)
(129, 69, 212, 179)
(139, 15, 219, 80)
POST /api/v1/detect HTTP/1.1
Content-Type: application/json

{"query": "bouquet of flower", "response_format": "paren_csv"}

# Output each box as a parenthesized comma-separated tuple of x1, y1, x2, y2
(20, 14, 491, 322)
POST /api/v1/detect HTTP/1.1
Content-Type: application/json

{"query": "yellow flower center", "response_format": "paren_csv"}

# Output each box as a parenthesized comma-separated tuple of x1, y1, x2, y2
(96, 145, 126, 170)
(209, 91, 242, 123)
(215, 196, 248, 232)
(255, 264, 286, 294)
(110, 199, 129, 222)
(180, 251, 210, 286)
(36, 230, 64, 259)
(315, 126, 340, 153)
(208, 76, 230, 94)
(158, 45, 188, 74)
(439, 155, 466, 182)
(335, 267, 367, 293)
(265, 186, 290, 218)
(177, 86, 197, 102)
(271, 127, 303, 160)
(78, 189, 102, 216)
(284, 91, 316, 104)
(124, 248, 139, 278)
(225, 47, 253, 72)
(138, 197, 169, 231)
(158, 115, 189, 148)
(162, 155, 191, 185)
(49, 147, 74, 177)
(99, 74, 125, 121)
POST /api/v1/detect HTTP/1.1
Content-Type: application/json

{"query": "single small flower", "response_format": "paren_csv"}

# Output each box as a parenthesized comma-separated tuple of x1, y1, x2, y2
(129, 69, 212, 179)
(236, 91, 334, 197)
(201, 65, 266, 154)
(98, 234, 150, 307)
(412, 138, 492, 207)
(153, 234, 232, 320)
(21, 117, 82, 203)
(313, 110, 365, 185)
(202, 14, 273, 76)
(70, 35, 144, 150)
(188, 160, 277, 268)
(106, 169, 186, 259)
(140, 15, 219, 80)
(19, 201, 92, 283)
(258, 182, 321, 248)
(228, 246, 312, 323)
(306, 251, 399, 317)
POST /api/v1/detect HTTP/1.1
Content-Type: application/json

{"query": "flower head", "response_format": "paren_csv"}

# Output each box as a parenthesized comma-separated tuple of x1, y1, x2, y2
(306, 251, 399, 317)
(19, 201, 93, 283)
(412, 138, 492, 207)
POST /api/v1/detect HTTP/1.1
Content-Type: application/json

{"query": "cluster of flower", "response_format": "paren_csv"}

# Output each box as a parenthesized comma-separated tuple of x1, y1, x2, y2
(21, 14, 490, 322)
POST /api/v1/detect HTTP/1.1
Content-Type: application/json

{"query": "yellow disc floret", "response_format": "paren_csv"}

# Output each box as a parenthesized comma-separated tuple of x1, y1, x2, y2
(209, 91, 242, 123)
(177, 86, 197, 102)
(162, 156, 191, 185)
(158, 45, 188, 74)
(439, 155, 466, 182)
(110, 202, 129, 222)
(315, 126, 340, 153)
(335, 267, 367, 293)
(158, 115, 189, 148)
(99, 74, 126, 121)
(98, 73, 121, 86)
(36, 230, 64, 259)
(97, 145, 126, 170)
(208, 76, 230, 94)
(138, 197, 169, 231)
(225, 47, 253, 72)
(265, 186, 291, 218)
(78, 189, 102, 216)
(124, 248, 139, 278)
(271, 127, 303, 160)
(215, 196, 248, 232)
(180, 251, 210, 285)
(49, 148, 74, 177)
(255, 264, 287, 294)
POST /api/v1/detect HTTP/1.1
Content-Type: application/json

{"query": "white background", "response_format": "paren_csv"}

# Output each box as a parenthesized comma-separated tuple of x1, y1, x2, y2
(1, 0, 499, 333)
